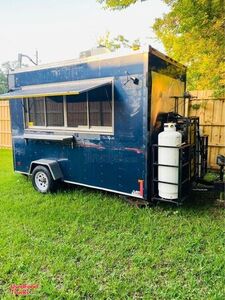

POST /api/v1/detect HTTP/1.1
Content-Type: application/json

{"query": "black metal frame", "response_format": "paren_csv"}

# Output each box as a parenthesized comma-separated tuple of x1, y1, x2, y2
(198, 135, 208, 178)
(159, 116, 208, 179)
(150, 107, 210, 204)
(151, 143, 192, 205)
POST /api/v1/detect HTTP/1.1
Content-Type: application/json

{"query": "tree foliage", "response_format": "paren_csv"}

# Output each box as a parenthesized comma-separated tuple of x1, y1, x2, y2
(0, 70, 7, 94)
(0, 61, 21, 94)
(97, 32, 140, 51)
(153, 0, 225, 92)
(0, 60, 29, 94)
(98, 0, 138, 10)
(98, 0, 224, 93)
(1, 60, 23, 73)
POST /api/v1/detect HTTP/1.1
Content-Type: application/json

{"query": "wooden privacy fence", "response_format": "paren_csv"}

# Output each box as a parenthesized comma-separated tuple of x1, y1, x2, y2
(189, 90, 225, 169)
(0, 101, 11, 148)
(0, 91, 224, 169)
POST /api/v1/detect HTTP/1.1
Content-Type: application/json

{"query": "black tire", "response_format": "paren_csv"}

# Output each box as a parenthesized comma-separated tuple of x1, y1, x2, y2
(32, 165, 56, 193)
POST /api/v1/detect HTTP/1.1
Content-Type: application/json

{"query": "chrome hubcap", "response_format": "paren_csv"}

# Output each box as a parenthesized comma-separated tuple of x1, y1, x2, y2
(35, 171, 49, 192)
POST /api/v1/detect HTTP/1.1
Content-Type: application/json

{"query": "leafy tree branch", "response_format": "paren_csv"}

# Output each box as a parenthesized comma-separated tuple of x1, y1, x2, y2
(97, 32, 140, 51)
(98, 0, 225, 93)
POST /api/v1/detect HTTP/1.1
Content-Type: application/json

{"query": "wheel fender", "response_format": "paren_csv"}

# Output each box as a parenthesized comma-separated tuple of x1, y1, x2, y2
(29, 159, 63, 180)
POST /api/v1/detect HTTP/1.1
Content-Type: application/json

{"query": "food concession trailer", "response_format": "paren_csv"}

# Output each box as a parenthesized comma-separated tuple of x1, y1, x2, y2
(0, 46, 209, 204)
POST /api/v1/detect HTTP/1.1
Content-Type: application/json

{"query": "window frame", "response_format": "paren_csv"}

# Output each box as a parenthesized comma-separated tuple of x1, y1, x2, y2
(24, 80, 114, 135)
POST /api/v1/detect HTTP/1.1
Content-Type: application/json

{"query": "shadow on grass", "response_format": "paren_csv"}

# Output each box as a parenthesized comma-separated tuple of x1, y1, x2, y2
(58, 181, 221, 213)
(19, 173, 222, 214)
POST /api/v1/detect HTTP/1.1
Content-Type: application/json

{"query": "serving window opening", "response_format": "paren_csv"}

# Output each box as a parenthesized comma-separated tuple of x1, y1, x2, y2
(24, 83, 113, 133)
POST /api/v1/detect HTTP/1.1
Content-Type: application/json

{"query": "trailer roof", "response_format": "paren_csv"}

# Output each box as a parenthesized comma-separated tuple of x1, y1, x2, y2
(9, 46, 186, 75)
(0, 77, 113, 100)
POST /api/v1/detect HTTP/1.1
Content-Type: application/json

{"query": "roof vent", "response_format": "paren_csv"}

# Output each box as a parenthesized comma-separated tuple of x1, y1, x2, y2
(79, 46, 111, 59)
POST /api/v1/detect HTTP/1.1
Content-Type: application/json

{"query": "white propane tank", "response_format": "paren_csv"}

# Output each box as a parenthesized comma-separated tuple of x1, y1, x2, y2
(158, 123, 182, 199)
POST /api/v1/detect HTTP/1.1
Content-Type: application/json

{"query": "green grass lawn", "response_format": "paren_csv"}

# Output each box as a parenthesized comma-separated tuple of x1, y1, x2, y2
(0, 149, 225, 299)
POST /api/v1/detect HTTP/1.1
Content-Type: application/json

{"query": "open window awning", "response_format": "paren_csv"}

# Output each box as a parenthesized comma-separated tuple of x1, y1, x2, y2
(0, 77, 113, 100)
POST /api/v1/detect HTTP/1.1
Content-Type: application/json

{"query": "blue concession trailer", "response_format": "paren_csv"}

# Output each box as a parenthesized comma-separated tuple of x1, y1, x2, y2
(1, 46, 207, 204)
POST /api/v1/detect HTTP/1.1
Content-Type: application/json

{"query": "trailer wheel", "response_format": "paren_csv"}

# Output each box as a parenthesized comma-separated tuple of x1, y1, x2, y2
(32, 166, 55, 193)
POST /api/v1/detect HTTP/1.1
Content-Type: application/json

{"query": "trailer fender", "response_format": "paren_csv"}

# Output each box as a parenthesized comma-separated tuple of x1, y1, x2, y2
(29, 159, 63, 181)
